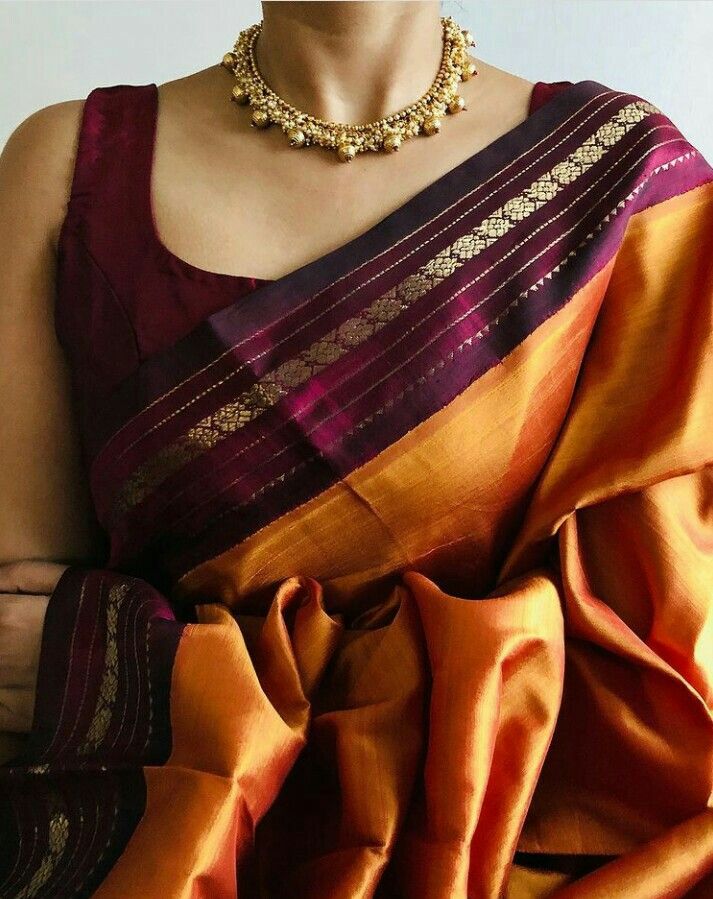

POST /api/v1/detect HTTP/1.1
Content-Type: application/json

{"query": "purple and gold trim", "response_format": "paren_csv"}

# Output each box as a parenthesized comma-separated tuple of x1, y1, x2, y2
(0, 568, 186, 897)
(82, 81, 709, 581)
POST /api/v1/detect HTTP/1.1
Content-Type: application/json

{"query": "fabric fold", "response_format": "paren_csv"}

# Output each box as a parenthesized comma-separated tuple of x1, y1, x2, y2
(3, 564, 568, 898)
(3, 76, 713, 897)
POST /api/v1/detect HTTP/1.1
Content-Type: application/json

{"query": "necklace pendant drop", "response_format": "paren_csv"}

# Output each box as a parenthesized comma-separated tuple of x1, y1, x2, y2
(422, 116, 441, 136)
(251, 109, 270, 129)
(231, 85, 250, 105)
(382, 132, 402, 153)
(287, 127, 306, 148)
(337, 141, 358, 163)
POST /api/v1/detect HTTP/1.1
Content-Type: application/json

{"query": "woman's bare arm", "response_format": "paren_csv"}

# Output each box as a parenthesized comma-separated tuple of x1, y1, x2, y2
(0, 98, 103, 564)
(0, 99, 106, 756)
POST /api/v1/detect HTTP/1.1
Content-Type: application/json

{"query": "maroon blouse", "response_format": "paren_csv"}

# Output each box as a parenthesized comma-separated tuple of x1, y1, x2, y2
(55, 80, 573, 408)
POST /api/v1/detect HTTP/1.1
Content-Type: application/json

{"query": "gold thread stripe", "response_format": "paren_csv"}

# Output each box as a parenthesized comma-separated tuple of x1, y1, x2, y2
(168, 129, 686, 534)
(111, 100, 659, 519)
(13, 802, 69, 899)
(171, 138, 692, 543)
(78, 583, 130, 754)
(166, 144, 697, 584)
(107, 90, 622, 463)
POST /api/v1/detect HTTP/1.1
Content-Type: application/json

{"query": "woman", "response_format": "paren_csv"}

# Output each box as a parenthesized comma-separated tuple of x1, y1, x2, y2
(0, 0, 711, 895)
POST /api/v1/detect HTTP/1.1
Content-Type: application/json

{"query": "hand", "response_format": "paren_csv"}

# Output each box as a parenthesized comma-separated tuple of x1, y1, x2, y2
(0, 560, 68, 733)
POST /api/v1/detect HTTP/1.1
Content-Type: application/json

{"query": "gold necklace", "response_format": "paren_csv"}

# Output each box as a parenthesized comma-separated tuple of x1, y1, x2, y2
(220, 15, 478, 163)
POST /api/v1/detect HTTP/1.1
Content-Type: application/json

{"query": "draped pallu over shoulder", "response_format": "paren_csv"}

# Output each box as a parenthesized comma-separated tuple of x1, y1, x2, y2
(2, 78, 713, 898)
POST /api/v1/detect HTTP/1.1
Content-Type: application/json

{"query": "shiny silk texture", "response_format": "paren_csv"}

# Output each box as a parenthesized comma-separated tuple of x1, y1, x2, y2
(1, 79, 712, 898)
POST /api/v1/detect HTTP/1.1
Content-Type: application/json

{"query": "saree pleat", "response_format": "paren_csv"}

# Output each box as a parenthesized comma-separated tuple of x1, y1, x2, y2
(2, 78, 712, 897)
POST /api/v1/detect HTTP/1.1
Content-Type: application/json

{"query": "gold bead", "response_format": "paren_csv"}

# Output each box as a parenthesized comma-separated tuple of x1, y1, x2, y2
(461, 61, 478, 81)
(231, 85, 250, 105)
(447, 95, 466, 114)
(222, 52, 237, 70)
(337, 143, 357, 163)
(287, 127, 306, 148)
(462, 30, 476, 47)
(251, 109, 270, 128)
(422, 116, 441, 136)
(382, 132, 402, 153)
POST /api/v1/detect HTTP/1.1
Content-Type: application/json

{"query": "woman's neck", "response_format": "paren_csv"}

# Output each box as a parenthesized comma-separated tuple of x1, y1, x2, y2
(256, 0, 445, 123)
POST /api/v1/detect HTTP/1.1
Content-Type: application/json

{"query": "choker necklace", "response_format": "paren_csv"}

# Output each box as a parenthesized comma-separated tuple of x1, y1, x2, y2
(220, 15, 478, 163)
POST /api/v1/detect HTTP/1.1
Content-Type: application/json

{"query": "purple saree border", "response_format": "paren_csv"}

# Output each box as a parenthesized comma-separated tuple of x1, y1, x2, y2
(85, 78, 612, 459)
(24, 566, 183, 766)
(0, 769, 147, 898)
(0, 567, 187, 897)
(92, 88, 619, 490)
(116, 136, 712, 580)
(132, 197, 628, 578)
(82, 78, 713, 577)
(105, 116, 708, 570)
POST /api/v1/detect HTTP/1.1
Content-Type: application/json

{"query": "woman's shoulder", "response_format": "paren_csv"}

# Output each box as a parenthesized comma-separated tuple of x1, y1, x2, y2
(542, 75, 710, 178)
(569, 76, 694, 140)
(0, 98, 87, 251)
(3, 94, 86, 158)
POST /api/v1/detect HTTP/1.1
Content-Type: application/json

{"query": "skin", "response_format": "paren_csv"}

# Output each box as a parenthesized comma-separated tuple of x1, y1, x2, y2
(0, 0, 535, 751)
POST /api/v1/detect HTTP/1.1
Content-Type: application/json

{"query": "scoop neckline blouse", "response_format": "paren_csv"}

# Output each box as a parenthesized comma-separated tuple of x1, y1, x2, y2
(144, 79, 575, 288)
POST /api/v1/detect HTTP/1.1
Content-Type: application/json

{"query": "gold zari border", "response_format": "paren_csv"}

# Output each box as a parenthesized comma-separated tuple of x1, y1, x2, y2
(112, 99, 659, 519)
(78, 582, 131, 754)
(13, 799, 69, 899)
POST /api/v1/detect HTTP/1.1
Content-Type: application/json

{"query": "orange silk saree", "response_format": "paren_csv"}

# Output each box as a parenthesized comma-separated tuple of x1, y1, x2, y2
(1, 78, 712, 897)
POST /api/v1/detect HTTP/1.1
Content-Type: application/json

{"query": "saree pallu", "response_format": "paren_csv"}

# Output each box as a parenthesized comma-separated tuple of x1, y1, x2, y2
(1, 79, 712, 897)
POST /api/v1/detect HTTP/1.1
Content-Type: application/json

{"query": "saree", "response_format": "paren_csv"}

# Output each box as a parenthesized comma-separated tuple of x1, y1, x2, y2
(1, 77, 712, 897)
